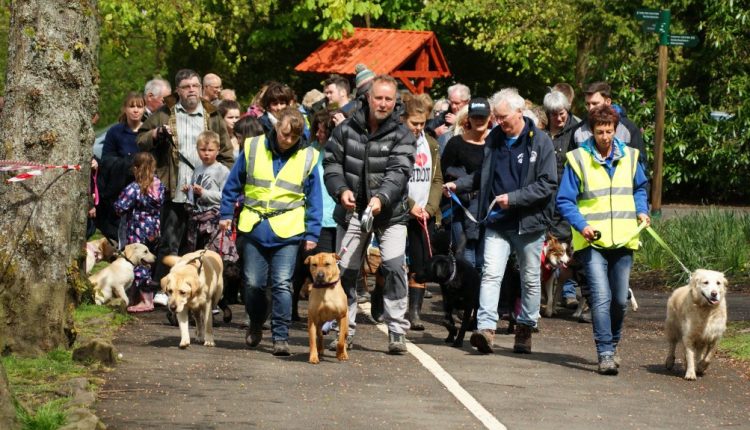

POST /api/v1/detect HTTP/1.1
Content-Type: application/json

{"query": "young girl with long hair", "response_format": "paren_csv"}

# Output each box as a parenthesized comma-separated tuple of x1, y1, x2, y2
(114, 152, 165, 313)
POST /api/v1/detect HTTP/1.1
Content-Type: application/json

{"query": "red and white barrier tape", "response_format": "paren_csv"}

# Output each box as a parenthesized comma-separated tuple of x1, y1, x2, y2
(0, 160, 81, 183)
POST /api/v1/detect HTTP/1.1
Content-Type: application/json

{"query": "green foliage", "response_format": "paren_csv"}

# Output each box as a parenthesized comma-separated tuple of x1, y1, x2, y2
(635, 209, 750, 285)
(17, 398, 67, 430)
(720, 321, 750, 362)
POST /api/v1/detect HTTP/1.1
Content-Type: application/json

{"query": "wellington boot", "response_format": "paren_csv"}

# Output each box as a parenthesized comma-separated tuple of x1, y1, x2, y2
(407, 286, 425, 331)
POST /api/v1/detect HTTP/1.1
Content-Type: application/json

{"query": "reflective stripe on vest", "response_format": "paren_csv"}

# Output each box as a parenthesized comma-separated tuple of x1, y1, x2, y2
(237, 135, 319, 238)
(566, 146, 640, 251)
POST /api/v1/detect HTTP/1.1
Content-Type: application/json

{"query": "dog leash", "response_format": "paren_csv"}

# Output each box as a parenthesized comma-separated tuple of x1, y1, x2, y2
(644, 226, 692, 276)
(590, 223, 691, 277)
(445, 190, 503, 224)
(417, 215, 433, 258)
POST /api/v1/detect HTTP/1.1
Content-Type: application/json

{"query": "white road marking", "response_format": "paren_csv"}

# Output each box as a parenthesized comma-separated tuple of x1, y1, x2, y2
(359, 302, 507, 430)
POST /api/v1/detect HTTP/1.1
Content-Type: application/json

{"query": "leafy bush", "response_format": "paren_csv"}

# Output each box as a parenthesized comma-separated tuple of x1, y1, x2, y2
(635, 209, 750, 285)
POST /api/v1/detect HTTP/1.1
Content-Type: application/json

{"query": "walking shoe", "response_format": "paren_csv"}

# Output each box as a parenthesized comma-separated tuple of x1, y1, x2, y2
(387, 332, 407, 355)
(424, 289, 433, 299)
(328, 334, 353, 351)
(245, 322, 262, 347)
(564, 297, 579, 309)
(469, 329, 495, 354)
(513, 324, 533, 354)
(272, 340, 291, 356)
(578, 310, 592, 324)
(153, 292, 169, 307)
(598, 355, 618, 375)
(613, 348, 621, 368)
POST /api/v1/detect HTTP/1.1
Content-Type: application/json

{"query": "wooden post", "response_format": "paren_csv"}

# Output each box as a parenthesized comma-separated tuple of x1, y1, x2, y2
(651, 9, 670, 215)
(652, 43, 668, 214)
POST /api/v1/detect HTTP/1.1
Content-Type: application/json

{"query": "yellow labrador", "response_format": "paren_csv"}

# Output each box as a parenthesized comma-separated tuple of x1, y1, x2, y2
(161, 250, 224, 349)
(89, 243, 155, 306)
(85, 237, 117, 274)
(665, 269, 728, 380)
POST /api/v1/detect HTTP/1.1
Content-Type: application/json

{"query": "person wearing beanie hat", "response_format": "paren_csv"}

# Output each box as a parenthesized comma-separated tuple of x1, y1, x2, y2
(354, 64, 375, 96)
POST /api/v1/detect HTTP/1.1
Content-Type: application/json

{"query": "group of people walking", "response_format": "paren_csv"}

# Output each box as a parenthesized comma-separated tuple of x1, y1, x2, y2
(90, 66, 650, 374)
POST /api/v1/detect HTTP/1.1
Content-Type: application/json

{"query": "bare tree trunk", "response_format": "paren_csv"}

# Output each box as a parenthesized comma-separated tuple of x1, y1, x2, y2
(0, 1, 99, 356)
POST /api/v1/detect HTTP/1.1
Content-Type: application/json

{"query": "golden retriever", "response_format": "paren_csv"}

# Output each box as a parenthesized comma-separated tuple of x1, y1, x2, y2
(89, 243, 156, 306)
(161, 250, 224, 349)
(304, 252, 349, 364)
(665, 269, 728, 380)
(85, 237, 117, 274)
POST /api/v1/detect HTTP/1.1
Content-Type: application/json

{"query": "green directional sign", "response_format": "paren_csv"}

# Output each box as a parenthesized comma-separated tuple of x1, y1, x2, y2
(642, 21, 658, 32)
(669, 34, 699, 47)
(635, 8, 660, 21)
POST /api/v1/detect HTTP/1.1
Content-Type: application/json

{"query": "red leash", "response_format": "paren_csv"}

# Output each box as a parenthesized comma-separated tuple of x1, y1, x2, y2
(418, 215, 432, 258)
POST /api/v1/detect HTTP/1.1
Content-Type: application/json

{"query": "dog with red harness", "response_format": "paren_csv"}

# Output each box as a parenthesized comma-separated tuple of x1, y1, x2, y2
(541, 234, 573, 318)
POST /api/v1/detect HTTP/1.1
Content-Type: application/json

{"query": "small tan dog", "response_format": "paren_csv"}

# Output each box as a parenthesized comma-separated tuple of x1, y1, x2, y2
(161, 250, 224, 349)
(85, 237, 117, 274)
(665, 269, 728, 380)
(89, 243, 156, 306)
(304, 252, 349, 364)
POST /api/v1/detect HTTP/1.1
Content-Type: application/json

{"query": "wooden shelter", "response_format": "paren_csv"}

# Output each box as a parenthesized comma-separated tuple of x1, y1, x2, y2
(295, 27, 451, 94)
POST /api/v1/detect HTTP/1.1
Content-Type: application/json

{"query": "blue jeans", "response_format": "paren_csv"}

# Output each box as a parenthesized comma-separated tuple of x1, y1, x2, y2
(477, 228, 545, 330)
(562, 278, 577, 299)
(579, 246, 632, 357)
(239, 236, 298, 342)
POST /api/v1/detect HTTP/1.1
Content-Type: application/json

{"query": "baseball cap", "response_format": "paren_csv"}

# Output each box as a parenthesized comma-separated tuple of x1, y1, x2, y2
(468, 97, 490, 117)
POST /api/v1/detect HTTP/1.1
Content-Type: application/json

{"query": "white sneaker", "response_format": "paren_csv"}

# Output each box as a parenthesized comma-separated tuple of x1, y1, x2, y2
(212, 308, 220, 315)
(153, 292, 169, 307)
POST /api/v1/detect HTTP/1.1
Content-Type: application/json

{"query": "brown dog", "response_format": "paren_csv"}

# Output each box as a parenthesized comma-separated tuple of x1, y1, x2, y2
(161, 250, 224, 349)
(304, 252, 349, 364)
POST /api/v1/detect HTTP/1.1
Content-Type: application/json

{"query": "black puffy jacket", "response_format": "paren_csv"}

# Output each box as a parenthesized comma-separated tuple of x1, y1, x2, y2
(323, 100, 416, 228)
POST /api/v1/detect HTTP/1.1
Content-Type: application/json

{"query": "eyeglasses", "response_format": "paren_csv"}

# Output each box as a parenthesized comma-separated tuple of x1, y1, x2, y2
(178, 83, 202, 90)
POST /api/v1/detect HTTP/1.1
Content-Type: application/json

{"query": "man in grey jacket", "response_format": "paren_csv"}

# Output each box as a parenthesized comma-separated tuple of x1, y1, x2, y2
(444, 88, 557, 355)
(323, 75, 416, 354)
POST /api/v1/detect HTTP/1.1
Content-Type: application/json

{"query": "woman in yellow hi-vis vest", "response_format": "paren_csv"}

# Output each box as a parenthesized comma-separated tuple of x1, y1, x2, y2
(556, 105, 650, 376)
(219, 107, 323, 357)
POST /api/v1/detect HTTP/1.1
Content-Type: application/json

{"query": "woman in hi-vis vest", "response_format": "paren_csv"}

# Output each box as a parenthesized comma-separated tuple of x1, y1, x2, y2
(556, 104, 650, 376)
(219, 106, 323, 357)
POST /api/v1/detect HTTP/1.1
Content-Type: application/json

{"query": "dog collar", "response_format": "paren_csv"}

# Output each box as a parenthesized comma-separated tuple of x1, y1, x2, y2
(117, 251, 137, 267)
(312, 277, 340, 289)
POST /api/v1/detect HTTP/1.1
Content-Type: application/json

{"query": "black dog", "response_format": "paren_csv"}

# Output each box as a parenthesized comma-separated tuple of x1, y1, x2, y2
(415, 254, 521, 347)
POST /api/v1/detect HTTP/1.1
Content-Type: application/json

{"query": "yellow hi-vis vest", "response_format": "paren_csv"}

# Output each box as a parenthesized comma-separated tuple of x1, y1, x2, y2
(237, 135, 319, 237)
(566, 145, 640, 251)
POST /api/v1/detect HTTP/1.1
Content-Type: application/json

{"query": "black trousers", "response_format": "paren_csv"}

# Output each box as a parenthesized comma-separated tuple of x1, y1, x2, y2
(153, 200, 189, 283)
(407, 217, 434, 276)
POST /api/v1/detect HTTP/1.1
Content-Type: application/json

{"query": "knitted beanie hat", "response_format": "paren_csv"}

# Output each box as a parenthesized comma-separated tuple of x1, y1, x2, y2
(355, 64, 375, 88)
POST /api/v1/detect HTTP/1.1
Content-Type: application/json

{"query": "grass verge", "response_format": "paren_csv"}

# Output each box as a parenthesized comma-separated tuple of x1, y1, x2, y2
(719, 321, 750, 362)
(3, 304, 130, 429)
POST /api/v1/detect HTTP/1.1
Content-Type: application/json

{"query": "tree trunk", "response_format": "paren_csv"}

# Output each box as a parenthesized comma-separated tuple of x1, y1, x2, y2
(0, 1, 99, 356)
(0, 362, 18, 430)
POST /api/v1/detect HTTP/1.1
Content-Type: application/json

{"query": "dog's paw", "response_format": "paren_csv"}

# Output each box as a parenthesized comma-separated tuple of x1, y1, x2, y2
(451, 341, 464, 348)
(179, 341, 190, 349)
(683, 372, 697, 381)
(204, 340, 215, 347)
(309, 355, 320, 364)
(336, 351, 349, 361)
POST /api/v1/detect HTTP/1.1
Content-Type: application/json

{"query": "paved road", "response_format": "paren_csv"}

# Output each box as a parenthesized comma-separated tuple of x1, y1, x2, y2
(95, 288, 750, 429)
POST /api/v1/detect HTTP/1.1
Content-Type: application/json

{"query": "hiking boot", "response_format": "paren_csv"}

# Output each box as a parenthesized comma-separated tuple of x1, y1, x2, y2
(407, 286, 425, 331)
(387, 332, 407, 355)
(513, 324, 533, 354)
(564, 297, 579, 309)
(272, 340, 291, 356)
(328, 334, 353, 351)
(245, 322, 262, 347)
(598, 355, 618, 375)
(469, 329, 495, 354)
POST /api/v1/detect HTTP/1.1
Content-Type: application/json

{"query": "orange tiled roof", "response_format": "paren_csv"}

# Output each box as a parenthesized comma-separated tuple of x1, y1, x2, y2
(295, 27, 451, 93)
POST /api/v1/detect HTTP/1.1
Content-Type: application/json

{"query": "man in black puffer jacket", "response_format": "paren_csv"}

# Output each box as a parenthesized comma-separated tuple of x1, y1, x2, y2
(323, 75, 416, 354)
